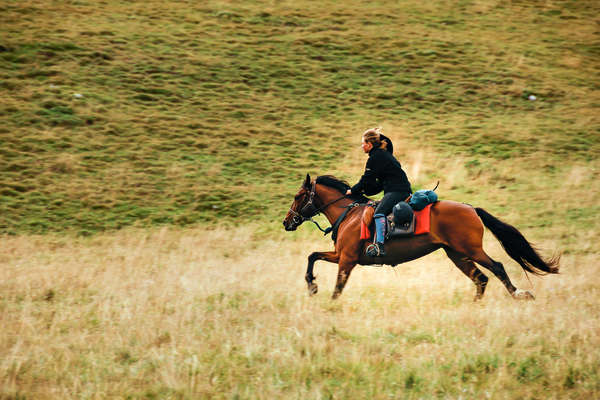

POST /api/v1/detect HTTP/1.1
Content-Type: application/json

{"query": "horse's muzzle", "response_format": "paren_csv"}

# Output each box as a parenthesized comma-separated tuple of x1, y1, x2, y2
(283, 214, 302, 231)
(283, 220, 298, 231)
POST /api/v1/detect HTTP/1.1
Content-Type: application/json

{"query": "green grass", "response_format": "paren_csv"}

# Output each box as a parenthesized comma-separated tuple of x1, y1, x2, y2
(0, 0, 598, 236)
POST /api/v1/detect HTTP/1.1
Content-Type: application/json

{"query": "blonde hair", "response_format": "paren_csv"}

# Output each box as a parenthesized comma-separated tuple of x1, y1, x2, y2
(362, 127, 388, 150)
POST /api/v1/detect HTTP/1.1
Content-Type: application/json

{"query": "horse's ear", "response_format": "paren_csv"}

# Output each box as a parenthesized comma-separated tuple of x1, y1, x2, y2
(303, 173, 311, 189)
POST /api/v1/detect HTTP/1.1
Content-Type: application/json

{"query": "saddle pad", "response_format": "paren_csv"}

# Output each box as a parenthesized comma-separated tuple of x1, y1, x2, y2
(360, 205, 375, 240)
(360, 220, 371, 240)
(414, 203, 433, 235)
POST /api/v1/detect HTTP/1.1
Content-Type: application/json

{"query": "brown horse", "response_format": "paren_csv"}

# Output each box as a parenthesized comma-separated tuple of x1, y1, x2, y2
(283, 174, 559, 300)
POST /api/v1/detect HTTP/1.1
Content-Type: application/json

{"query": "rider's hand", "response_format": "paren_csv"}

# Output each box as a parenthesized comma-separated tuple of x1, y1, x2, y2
(346, 189, 352, 195)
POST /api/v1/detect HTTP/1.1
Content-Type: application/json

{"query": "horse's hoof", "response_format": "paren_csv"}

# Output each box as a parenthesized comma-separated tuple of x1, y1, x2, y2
(308, 283, 318, 296)
(513, 289, 535, 301)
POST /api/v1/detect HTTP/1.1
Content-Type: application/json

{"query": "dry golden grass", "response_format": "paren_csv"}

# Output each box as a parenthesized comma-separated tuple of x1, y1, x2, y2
(1, 222, 598, 399)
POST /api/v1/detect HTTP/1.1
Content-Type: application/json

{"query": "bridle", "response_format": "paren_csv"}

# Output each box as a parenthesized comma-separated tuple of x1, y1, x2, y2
(287, 182, 348, 232)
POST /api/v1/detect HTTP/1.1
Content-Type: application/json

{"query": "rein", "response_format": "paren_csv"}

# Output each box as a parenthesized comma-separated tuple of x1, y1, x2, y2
(316, 194, 349, 215)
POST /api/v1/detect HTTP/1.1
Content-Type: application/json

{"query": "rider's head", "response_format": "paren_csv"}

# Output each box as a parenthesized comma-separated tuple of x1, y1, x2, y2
(362, 127, 388, 152)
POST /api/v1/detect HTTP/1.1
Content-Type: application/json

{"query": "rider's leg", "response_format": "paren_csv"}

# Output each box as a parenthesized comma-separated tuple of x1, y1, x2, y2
(366, 213, 387, 257)
(374, 213, 386, 244)
(367, 192, 410, 257)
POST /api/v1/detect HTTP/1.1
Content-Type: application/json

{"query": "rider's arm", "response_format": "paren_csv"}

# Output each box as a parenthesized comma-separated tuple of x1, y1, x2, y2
(349, 155, 379, 195)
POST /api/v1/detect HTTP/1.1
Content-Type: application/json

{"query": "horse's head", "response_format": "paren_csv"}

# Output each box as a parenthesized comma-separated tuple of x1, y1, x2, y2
(283, 174, 318, 231)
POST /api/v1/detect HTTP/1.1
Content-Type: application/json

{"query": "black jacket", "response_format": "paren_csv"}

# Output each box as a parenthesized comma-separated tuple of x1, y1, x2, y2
(351, 147, 412, 196)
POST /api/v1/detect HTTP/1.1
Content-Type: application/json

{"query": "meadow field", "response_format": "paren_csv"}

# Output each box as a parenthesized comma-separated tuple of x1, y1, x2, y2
(1, 0, 599, 398)
(1, 222, 599, 399)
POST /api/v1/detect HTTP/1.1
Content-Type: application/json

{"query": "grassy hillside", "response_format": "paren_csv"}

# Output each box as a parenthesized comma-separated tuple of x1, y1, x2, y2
(1, 0, 598, 235)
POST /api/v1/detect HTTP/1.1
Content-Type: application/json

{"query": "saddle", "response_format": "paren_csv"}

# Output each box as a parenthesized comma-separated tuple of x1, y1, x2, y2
(387, 202, 415, 238)
(360, 200, 435, 240)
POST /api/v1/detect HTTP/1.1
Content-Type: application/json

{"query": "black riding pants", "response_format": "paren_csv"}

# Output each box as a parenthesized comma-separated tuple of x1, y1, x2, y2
(374, 192, 411, 217)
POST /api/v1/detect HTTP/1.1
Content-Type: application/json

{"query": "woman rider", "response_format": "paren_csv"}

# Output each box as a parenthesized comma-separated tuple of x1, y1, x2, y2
(345, 128, 412, 257)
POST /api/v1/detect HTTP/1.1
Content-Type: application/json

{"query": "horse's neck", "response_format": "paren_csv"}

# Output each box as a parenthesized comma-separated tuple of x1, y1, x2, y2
(316, 186, 355, 225)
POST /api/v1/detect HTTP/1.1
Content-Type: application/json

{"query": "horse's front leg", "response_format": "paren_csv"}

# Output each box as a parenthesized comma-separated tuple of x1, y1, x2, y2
(332, 257, 358, 300)
(306, 251, 339, 296)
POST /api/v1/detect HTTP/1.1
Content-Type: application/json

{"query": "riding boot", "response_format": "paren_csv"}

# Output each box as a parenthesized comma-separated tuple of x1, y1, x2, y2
(374, 214, 386, 243)
(366, 215, 387, 257)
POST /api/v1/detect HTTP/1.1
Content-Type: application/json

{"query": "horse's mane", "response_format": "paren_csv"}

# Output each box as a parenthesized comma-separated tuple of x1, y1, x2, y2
(316, 175, 370, 203)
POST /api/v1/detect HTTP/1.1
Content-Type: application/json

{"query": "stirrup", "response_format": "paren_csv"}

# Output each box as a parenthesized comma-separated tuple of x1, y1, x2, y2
(366, 243, 385, 257)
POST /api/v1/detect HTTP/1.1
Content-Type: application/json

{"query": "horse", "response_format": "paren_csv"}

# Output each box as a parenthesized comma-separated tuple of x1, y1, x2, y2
(283, 174, 560, 300)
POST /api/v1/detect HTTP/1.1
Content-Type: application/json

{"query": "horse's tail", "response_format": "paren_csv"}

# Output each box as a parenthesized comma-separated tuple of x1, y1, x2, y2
(475, 207, 560, 275)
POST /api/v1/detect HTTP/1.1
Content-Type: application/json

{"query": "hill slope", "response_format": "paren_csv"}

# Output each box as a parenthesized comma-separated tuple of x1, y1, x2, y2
(0, 0, 598, 235)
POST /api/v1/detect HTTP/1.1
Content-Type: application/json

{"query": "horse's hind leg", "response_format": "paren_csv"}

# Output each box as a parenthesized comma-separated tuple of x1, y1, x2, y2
(306, 251, 339, 296)
(467, 249, 534, 300)
(444, 248, 488, 301)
